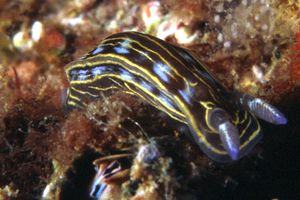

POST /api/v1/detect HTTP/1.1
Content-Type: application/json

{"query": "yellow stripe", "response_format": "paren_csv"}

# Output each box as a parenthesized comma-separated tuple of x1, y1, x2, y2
(67, 36, 218, 104)
(240, 115, 261, 150)
(71, 86, 99, 97)
(87, 85, 118, 91)
(68, 90, 81, 101)
(72, 73, 185, 120)
(174, 96, 227, 155)
(240, 115, 252, 137)
(199, 101, 219, 134)
(101, 37, 210, 91)
(105, 41, 178, 80)
(68, 54, 186, 118)
(67, 99, 86, 108)
(65, 32, 262, 159)
(67, 54, 169, 93)
(135, 33, 218, 93)
(124, 83, 186, 124)
(239, 111, 248, 124)
(102, 37, 185, 80)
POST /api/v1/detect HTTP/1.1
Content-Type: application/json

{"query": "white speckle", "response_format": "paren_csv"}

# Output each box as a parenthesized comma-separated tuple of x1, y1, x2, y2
(42, 184, 51, 198)
(136, 143, 160, 163)
(227, 14, 232, 20)
(242, 0, 248, 6)
(31, 21, 43, 42)
(214, 15, 221, 23)
(13, 31, 33, 50)
(255, 15, 260, 21)
(246, 22, 251, 29)
(260, 5, 269, 13)
(252, 64, 266, 83)
(142, 1, 161, 26)
(262, 24, 268, 31)
(156, 20, 178, 40)
(62, 15, 84, 26)
(224, 41, 231, 49)
(231, 23, 238, 38)
(175, 28, 198, 44)
(217, 33, 223, 42)
(216, 3, 224, 12)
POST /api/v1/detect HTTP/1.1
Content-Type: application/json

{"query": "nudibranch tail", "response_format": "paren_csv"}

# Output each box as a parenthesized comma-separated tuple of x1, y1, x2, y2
(64, 31, 286, 162)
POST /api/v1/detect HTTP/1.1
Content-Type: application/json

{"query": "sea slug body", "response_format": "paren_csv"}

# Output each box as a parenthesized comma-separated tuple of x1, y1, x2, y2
(64, 31, 287, 162)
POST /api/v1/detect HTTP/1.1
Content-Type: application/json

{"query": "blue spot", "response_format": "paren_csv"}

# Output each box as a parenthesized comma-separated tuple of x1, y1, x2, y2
(78, 74, 87, 81)
(70, 70, 77, 76)
(114, 46, 130, 54)
(159, 93, 175, 109)
(71, 69, 89, 81)
(78, 70, 88, 80)
(153, 62, 170, 82)
(120, 69, 133, 81)
(78, 69, 89, 74)
(178, 81, 196, 104)
(91, 47, 104, 55)
(178, 89, 191, 104)
(140, 80, 154, 92)
(121, 40, 130, 45)
(91, 66, 108, 76)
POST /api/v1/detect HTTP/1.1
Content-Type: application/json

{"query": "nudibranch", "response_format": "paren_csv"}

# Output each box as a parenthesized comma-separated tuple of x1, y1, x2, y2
(64, 31, 287, 162)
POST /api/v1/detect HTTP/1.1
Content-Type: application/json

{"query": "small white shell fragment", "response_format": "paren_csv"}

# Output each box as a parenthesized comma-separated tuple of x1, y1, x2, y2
(13, 31, 33, 51)
(31, 21, 43, 42)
